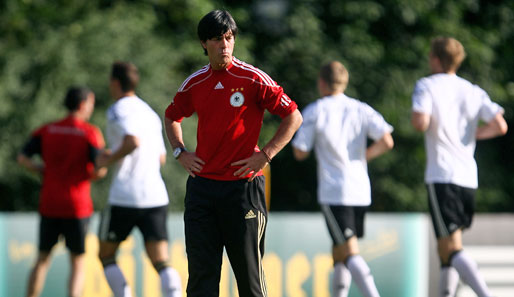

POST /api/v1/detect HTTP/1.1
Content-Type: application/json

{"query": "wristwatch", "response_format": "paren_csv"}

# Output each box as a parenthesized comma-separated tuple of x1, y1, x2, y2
(173, 147, 187, 159)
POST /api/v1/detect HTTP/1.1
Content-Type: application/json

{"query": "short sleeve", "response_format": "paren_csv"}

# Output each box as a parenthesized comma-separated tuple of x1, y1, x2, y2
(292, 103, 317, 152)
(119, 114, 139, 137)
(363, 104, 394, 141)
(412, 79, 432, 114)
(84, 125, 104, 163)
(165, 90, 195, 123)
(258, 83, 298, 119)
(87, 126, 105, 149)
(108, 104, 140, 137)
(476, 86, 504, 122)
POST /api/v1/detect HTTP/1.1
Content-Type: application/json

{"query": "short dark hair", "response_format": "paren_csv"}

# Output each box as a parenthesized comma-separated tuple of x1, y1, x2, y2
(64, 86, 92, 112)
(198, 10, 238, 54)
(111, 61, 139, 92)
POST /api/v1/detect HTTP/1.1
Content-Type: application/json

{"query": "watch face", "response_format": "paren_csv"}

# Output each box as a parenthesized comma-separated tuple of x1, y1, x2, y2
(173, 148, 181, 158)
(174, 147, 184, 158)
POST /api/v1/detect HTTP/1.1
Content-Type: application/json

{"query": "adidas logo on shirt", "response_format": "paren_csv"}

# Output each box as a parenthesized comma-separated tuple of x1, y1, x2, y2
(214, 82, 224, 89)
(245, 209, 257, 219)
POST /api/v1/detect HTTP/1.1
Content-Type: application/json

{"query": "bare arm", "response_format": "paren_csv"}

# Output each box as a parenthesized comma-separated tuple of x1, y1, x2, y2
(292, 147, 310, 161)
(164, 117, 205, 177)
(262, 109, 303, 160)
(366, 132, 394, 161)
(17, 153, 44, 175)
(476, 112, 508, 140)
(96, 135, 139, 168)
(411, 111, 431, 132)
(164, 117, 185, 149)
(232, 109, 303, 181)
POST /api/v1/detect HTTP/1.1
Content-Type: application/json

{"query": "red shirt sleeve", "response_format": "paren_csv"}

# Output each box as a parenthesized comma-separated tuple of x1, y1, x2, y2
(165, 90, 195, 123)
(88, 126, 105, 149)
(258, 84, 297, 118)
(85, 125, 105, 178)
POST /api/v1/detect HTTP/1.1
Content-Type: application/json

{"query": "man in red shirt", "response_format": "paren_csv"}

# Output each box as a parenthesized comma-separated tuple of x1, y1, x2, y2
(18, 86, 106, 297)
(164, 10, 302, 297)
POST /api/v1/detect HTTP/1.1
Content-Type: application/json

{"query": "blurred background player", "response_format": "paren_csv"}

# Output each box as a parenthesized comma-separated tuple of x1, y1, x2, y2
(164, 10, 302, 297)
(17, 86, 106, 297)
(96, 61, 181, 297)
(411, 37, 508, 297)
(292, 61, 394, 297)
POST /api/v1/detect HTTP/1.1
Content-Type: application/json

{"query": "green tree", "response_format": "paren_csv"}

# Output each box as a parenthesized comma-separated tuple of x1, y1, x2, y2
(1, 0, 512, 213)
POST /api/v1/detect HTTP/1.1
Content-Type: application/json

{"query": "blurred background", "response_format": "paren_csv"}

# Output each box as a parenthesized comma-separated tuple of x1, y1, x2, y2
(1, 1, 514, 296)
(1, 0, 513, 213)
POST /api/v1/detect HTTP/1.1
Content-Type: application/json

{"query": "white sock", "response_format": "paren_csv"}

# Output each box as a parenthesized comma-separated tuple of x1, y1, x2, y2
(451, 251, 491, 297)
(159, 267, 182, 297)
(440, 266, 459, 297)
(346, 255, 380, 297)
(104, 264, 132, 297)
(333, 262, 352, 297)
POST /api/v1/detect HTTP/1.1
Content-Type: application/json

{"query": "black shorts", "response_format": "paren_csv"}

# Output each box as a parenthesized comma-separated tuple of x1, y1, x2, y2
(321, 204, 367, 245)
(39, 216, 90, 254)
(427, 183, 475, 238)
(98, 205, 168, 242)
(184, 175, 267, 297)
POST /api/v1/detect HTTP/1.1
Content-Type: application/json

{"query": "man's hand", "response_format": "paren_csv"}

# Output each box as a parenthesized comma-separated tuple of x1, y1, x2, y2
(231, 151, 269, 182)
(96, 149, 112, 168)
(178, 152, 205, 178)
(476, 112, 508, 140)
(17, 153, 44, 176)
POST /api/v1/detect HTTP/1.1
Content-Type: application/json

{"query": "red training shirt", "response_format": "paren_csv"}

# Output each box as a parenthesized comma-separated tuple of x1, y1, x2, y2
(165, 57, 297, 180)
(25, 116, 104, 218)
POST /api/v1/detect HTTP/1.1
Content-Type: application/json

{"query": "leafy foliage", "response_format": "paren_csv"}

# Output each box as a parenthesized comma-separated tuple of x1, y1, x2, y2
(1, 0, 513, 212)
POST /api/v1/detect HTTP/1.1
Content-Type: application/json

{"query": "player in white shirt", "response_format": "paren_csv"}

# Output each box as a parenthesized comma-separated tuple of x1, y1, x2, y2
(292, 61, 394, 297)
(96, 62, 181, 297)
(411, 37, 508, 297)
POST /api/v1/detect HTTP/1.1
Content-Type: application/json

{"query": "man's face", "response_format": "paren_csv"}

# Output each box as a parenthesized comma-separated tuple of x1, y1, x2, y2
(202, 30, 235, 70)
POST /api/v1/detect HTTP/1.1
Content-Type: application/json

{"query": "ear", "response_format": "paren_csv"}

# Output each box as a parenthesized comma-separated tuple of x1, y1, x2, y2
(110, 78, 121, 92)
(429, 53, 440, 65)
(318, 78, 327, 89)
(318, 78, 330, 96)
(77, 99, 87, 112)
(200, 40, 207, 50)
(430, 55, 444, 73)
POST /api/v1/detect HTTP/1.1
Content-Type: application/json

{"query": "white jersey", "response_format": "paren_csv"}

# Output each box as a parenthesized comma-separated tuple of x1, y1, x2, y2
(412, 73, 504, 189)
(292, 94, 393, 206)
(106, 95, 169, 208)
